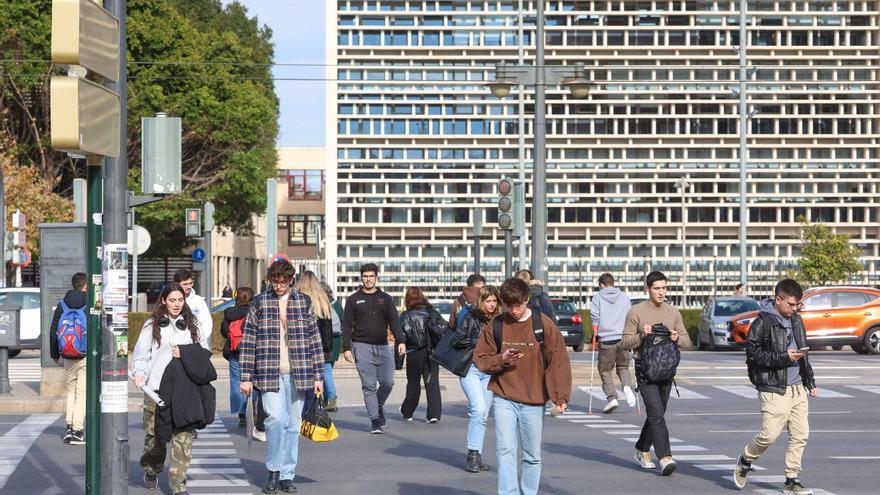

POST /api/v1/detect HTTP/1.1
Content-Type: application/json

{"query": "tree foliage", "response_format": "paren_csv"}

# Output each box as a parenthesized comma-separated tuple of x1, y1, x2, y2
(1, 0, 278, 255)
(795, 217, 863, 286)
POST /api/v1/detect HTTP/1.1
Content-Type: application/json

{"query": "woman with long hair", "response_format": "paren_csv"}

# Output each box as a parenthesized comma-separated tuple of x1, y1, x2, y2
(399, 286, 447, 423)
(220, 286, 254, 426)
(457, 285, 502, 473)
(131, 283, 208, 494)
(296, 271, 334, 415)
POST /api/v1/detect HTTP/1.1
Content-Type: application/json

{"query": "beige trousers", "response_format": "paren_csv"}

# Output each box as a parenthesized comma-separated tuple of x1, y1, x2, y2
(64, 358, 87, 430)
(743, 384, 810, 478)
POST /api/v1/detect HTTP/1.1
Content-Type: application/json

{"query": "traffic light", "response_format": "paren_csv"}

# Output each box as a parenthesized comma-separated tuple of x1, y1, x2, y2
(498, 178, 515, 230)
(185, 208, 201, 237)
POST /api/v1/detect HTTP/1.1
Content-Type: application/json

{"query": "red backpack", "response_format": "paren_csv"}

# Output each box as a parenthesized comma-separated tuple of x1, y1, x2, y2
(228, 318, 244, 352)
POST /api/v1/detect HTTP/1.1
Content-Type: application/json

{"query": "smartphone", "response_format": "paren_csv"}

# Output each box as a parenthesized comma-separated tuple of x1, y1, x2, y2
(508, 348, 522, 355)
(797, 346, 809, 353)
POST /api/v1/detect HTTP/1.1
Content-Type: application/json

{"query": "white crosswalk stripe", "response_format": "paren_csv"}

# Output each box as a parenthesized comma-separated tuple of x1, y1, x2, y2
(188, 420, 252, 494)
(669, 386, 710, 400)
(715, 385, 757, 398)
(7, 361, 41, 383)
(847, 385, 880, 396)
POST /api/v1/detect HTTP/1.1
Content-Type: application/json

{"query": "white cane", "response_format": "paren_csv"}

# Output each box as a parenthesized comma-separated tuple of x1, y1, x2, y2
(588, 327, 597, 415)
(631, 352, 641, 415)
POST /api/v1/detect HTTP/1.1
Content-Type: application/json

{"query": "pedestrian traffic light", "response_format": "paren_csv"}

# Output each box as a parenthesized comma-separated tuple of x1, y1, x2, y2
(498, 178, 515, 230)
(185, 208, 201, 237)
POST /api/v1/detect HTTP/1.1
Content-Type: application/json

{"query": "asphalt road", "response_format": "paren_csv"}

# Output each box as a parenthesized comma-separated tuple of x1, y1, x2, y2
(1, 351, 878, 495)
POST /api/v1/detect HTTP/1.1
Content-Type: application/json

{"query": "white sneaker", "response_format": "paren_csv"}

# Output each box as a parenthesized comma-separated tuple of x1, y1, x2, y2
(660, 456, 677, 476)
(602, 398, 619, 414)
(635, 451, 656, 469)
(624, 386, 637, 407)
(252, 427, 266, 442)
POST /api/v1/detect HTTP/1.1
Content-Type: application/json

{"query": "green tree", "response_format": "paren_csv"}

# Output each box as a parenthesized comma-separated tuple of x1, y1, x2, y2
(795, 217, 863, 286)
(1, 0, 279, 255)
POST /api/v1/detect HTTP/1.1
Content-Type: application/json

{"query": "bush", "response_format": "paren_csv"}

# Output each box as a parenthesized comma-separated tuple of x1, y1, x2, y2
(128, 312, 226, 354)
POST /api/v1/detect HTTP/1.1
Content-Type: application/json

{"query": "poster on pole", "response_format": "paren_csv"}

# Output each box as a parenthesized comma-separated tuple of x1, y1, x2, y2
(102, 244, 130, 357)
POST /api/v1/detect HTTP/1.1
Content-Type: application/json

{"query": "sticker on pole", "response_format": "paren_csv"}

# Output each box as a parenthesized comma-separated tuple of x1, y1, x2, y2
(101, 381, 129, 413)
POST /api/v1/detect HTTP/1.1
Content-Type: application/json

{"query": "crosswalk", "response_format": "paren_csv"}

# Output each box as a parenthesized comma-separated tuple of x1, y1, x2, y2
(579, 384, 880, 403)
(6, 358, 41, 383)
(188, 420, 253, 494)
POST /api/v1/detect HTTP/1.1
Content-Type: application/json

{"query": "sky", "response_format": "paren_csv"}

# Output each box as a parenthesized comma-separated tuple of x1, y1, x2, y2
(222, 0, 325, 147)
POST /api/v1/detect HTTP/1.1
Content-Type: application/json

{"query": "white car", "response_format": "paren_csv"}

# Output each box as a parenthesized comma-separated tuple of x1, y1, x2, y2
(0, 287, 41, 357)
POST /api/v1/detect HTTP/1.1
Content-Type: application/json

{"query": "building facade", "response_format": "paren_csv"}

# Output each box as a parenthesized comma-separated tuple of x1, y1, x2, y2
(326, 0, 880, 305)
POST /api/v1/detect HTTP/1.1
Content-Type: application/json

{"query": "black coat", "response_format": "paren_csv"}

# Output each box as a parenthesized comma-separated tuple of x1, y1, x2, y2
(746, 312, 816, 395)
(400, 307, 447, 352)
(156, 344, 217, 442)
(220, 304, 249, 360)
(317, 317, 333, 363)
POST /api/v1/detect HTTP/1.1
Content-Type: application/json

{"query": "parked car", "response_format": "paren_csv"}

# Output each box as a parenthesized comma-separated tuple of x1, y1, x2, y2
(697, 297, 759, 351)
(143, 281, 166, 305)
(430, 299, 453, 324)
(0, 287, 41, 358)
(629, 296, 648, 306)
(729, 286, 880, 354)
(551, 298, 585, 352)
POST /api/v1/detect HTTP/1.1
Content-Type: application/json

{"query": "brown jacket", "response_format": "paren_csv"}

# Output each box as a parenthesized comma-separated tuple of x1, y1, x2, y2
(474, 311, 572, 406)
(620, 301, 692, 358)
(449, 286, 481, 329)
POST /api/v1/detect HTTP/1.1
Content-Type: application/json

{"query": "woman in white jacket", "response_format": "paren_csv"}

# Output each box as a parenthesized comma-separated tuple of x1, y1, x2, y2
(130, 282, 210, 495)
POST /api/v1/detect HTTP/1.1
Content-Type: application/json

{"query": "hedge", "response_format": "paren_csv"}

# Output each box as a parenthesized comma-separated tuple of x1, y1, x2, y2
(128, 312, 226, 354)
(578, 308, 701, 348)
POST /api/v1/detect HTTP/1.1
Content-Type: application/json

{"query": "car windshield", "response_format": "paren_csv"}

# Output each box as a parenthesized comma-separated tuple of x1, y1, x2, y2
(714, 299, 759, 317)
(433, 302, 452, 314)
(553, 301, 577, 313)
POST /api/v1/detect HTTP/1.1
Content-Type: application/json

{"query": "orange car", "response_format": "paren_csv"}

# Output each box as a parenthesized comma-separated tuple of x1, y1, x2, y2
(729, 286, 880, 354)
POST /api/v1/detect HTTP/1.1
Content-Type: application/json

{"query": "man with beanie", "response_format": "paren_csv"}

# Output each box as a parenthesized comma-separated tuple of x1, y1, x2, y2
(590, 273, 636, 414)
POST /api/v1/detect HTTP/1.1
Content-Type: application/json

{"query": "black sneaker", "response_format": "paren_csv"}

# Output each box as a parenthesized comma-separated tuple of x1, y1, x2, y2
(69, 430, 85, 445)
(370, 419, 383, 434)
(143, 472, 158, 490)
(783, 478, 813, 495)
(63, 424, 74, 444)
(733, 455, 752, 489)
(378, 406, 386, 426)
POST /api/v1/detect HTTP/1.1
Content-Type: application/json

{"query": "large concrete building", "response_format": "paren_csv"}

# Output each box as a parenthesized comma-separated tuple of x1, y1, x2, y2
(325, 0, 880, 305)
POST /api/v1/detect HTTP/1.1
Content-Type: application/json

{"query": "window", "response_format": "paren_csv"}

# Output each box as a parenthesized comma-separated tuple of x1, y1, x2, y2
(802, 292, 832, 311)
(278, 170, 324, 200)
(835, 291, 868, 308)
(279, 215, 324, 246)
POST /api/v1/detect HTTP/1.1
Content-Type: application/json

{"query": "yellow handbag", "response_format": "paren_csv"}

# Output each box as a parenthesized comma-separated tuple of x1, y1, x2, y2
(300, 393, 339, 442)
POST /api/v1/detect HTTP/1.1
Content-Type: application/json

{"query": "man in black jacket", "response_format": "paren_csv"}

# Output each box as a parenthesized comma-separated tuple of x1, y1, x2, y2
(49, 272, 88, 445)
(342, 263, 405, 434)
(734, 279, 817, 495)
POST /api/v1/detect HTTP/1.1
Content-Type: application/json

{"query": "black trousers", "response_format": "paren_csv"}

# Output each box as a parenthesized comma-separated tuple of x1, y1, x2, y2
(400, 347, 442, 420)
(634, 360, 672, 458)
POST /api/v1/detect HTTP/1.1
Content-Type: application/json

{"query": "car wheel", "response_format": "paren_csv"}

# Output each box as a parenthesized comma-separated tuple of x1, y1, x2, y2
(573, 343, 584, 352)
(831, 345, 843, 351)
(862, 327, 880, 355)
(7, 349, 21, 358)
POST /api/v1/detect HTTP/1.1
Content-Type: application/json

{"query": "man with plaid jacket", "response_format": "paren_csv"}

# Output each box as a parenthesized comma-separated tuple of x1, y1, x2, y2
(240, 259, 324, 494)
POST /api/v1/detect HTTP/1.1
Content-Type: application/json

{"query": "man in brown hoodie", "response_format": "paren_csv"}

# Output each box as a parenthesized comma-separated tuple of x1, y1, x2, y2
(474, 277, 571, 495)
(449, 273, 486, 329)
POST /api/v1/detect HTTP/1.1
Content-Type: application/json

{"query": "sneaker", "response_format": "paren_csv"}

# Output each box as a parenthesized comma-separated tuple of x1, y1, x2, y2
(63, 424, 74, 444)
(733, 454, 752, 489)
(143, 472, 159, 490)
(426, 418, 439, 424)
(370, 419, 383, 434)
(69, 430, 85, 445)
(783, 478, 813, 495)
(623, 386, 637, 407)
(602, 398, 619, 414)
(378, 405, 386, 426)
(252, 427, 267, 442)
(659, 456, 677, 476)
(398, 405, 412, 422)
(635, 451, 655, 469)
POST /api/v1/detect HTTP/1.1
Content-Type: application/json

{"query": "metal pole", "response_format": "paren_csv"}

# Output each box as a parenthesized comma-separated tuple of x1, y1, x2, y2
(266, 178, 278, 263)
(739, 0, 748, 289)
(0, 164, 6, 288)
(131, 202, 137, 311)
(681, 181, 687, 307)
(504, 230, 513, 279)
(473, 212, 482, 275)
(101, 1, 129, 493)
(516, 0, 527, 269)
(85, 160, 103, 495)
(531, 0, 548, 281)
(205, 229, 212, 305)
(0, 348, 9, 394)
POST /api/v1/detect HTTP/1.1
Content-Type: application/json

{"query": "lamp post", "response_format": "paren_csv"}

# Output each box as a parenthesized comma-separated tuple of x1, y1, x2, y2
(487, 0, 591, 282)
(738, 0, 748, 292)
(674, 178, 690, 307)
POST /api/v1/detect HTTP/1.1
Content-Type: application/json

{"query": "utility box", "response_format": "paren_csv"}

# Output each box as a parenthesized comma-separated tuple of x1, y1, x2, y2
(142, 113, 182, 194)
(0, 305, 21, 348)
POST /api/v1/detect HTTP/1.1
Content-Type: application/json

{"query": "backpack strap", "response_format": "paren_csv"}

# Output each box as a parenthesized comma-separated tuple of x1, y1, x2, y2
(493, 314, 548, 370)
(493, 317, 503, 352)
(59, 300, 70, 313)
(457, 294, 468, 307)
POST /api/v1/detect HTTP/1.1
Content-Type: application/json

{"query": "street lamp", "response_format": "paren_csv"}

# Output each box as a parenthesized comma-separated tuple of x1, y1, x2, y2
(674, 178, 691, 307)
(486, 1, 592, 283)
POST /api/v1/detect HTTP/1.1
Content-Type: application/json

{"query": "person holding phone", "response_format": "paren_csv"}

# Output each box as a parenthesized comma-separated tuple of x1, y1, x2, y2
(734, 279, 817, 495)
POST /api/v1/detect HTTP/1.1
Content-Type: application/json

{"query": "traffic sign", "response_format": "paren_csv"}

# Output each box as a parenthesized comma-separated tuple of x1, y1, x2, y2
(20, 248, 32, 268)
(51, 0, 121, 82)
(192, 248, 206, 262)
(192, 262, 206, 272)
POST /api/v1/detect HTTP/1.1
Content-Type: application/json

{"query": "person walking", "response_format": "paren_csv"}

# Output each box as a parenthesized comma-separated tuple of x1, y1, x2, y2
(239, 259, 324, 494)
(456, 285, 502, 473)
(474, 278, 571, 495)
(220, 287, 254, 427)
(621, 271, 692, 476)
(173, 269, 213, 344)
(342, 263, 406, 434)
(515, 270, 557, 321)
(321, 281, 343, 412)
(399, 287, 447, 423)
(590, 273, 636, 414)
(131, 283, 212, 494)
(49, 272, 88, 445)
(733, 279, 817, 495)
(296, 271, 335, 420)
(450, 273, 486, 329)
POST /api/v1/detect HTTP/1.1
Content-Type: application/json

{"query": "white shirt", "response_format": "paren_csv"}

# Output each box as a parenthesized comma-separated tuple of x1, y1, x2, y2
(130, 315, 210, 391)
(186, 290, 213, 346)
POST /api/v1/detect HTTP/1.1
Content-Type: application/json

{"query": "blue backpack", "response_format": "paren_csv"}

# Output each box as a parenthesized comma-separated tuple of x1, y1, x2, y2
(56, 300, 87, 358)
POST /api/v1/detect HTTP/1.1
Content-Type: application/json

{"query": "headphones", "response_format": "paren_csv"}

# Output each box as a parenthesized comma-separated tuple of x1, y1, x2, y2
(158, 316, 188, 330)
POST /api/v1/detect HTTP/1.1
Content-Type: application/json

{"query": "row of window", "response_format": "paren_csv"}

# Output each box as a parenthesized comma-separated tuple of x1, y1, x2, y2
(277, 215, 325, 246)
(277, 170, 324, 200)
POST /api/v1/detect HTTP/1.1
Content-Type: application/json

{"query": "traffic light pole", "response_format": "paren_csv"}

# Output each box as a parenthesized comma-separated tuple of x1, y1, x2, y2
(101, 1, 129, 493)
(85, 159, 103, 495)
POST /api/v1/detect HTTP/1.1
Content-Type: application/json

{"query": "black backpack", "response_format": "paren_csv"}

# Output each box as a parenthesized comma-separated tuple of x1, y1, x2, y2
(493, 313, 548, 369)
(640, 324, 680, 383)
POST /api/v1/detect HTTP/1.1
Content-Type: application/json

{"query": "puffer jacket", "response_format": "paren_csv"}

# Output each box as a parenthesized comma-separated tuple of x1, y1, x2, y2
(400, 306, 446, 352)
(746, 308, 816, 395)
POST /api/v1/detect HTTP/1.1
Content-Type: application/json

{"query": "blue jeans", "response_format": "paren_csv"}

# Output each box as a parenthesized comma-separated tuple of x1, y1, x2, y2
(460, 364, 493, 452)
(262, 374, 306, 480)
(228, 357, 248, 416)
(493, 396, 544, 495)
(323, 362, 337, 401)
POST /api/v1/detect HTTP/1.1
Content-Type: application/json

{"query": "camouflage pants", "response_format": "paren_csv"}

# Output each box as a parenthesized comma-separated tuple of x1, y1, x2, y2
(140, 396, 192, 493)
